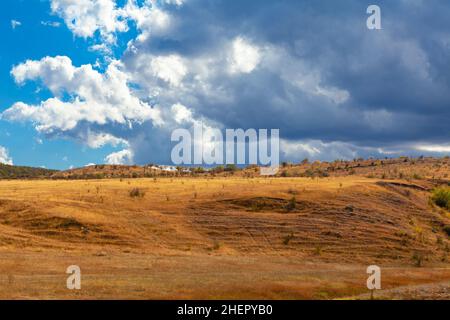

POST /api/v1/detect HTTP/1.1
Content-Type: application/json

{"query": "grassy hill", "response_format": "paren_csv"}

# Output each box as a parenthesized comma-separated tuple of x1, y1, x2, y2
(0, 175, 449, 299)
(0, 163, 58, 179)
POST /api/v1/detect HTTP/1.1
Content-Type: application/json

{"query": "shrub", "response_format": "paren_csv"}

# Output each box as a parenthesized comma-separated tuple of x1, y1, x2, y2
(224, 164, 238, 172)
(412, 173, 422, 180)
(280, 170, 289, 177)
(443, 225, 450, 237)
(412, 252, 425, 267)
(303, 169, 314, 177)
(283, 233, 294, 245)
(129, 188, 145, 198)
(285, 196, 296, 212)
(195, 167, 205, 174)
(431, 187, 450, 210)
(210, 241, 221, 251)
(314, 245, 323, 256)
(213, 165, 224, 173)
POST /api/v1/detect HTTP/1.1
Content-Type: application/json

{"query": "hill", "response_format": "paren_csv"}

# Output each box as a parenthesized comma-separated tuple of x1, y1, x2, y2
(0, 173, 449, 299)
(0, 163, 58, 179)
(48, 156, 450, 181)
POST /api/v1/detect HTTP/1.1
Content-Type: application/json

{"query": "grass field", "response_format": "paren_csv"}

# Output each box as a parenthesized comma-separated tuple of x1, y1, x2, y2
(0, 176, 449, 299)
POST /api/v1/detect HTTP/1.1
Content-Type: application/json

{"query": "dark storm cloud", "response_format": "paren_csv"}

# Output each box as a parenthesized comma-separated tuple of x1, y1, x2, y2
(124, 0, 450, 152)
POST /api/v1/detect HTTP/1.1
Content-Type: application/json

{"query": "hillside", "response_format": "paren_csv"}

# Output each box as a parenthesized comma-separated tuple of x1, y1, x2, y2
(0, 163, 58, 179)
(0, 173, 449, 299)
(273, 156, 450, 180)
(49, 157, 450, 180)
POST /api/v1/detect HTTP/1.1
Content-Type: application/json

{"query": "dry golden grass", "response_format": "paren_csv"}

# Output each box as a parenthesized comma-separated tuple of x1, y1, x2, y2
(0, 175, 449, 299)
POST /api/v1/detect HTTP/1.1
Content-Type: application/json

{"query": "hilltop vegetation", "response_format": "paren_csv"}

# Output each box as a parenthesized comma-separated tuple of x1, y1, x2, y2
(2, 157, 450, 183)
(0, 163, 58, 179)
(47, 156, 450, 181)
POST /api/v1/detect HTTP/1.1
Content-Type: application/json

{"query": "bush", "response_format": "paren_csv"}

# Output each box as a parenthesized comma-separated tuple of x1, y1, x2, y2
(431, 187, 450, 210)
(283, 233, 294, 245)
(285, 196, 296, 212)
(213, 165, 224, 173)
(129, 188, 145, 198)
(281, 170, 289, 177)
(224, 164, 238, 172)
(443, 225, 450, 237)
(412, 252, 425, 267)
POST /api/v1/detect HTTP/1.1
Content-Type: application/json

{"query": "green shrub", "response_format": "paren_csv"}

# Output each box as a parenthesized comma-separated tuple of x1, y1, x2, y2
(431, 187, 450, 210)
(224, 164, 238, 172)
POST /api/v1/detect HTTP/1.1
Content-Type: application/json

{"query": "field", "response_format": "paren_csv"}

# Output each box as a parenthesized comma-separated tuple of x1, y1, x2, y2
(0, 169, 449, 299)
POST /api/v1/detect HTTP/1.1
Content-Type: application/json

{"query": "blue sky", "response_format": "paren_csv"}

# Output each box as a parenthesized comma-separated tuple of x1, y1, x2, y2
(0, 0, 110, 168)
(0, 0, 449, 169)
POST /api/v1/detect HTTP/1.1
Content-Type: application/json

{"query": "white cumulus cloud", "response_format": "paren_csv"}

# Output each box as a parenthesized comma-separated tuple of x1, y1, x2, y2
(228, 37, 261, 74)
(150, 55, 187, 87)
(50, 0, 128, 43)
(0, 146, 13, 165)
(105, 149, 134, 164)
(4, 56, 162, 136)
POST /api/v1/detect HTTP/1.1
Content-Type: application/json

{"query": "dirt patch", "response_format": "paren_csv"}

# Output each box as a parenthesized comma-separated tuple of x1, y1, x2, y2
(0, 199, 121, 244)
(219, 197, 313, 213)
(376, 181, 429, 191)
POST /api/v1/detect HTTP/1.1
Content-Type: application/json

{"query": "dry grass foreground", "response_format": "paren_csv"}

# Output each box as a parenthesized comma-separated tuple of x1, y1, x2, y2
(0, 176, 449, 299)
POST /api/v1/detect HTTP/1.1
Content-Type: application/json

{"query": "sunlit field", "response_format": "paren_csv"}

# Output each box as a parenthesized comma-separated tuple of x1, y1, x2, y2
(0, 174, 449, 299)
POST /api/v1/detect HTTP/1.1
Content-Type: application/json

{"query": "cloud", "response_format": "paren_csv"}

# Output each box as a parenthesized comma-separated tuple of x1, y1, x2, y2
(89, 43, 112, 55)
(124, 0, 172, 41)
(11, 20, 22, 29)
(0, 146, 13, 165)
(150, 55, 187, 87)
(105, 149, 133, 164)
(120, 0, 450, 158)
(4, 0, 450, 166)
(84, 131, 129, 149)
(50, 0, 128, 43)
(41, 21, 61, 28)
(415, 144, 450, 153)
(172, 103, 193, 124)
(49, 0, 175, 45)
(4, 56, 162, 141)
(228, 37, 261, 74)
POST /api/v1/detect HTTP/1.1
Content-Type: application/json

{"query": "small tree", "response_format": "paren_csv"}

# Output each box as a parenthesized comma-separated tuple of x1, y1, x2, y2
(286, 196, 296, 212)
(225, 164, 238, 172)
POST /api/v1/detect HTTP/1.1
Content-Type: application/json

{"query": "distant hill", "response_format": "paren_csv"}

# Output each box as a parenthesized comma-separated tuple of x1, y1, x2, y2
(0, 163, 58, 179)
(51, 164, 187, 179)
(3, 156, 450, 181)
(49, 156, 450, 181)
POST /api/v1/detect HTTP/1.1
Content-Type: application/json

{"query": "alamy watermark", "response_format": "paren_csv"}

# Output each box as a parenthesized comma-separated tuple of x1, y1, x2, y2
(367, 265, 381, 299)
(66, 265, 81, 290)
(171, 122, 280, 175)
(367, 5, 381, 30)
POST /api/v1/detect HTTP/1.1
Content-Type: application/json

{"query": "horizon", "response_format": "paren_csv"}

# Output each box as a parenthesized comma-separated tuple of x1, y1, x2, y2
(2, 154, 448, 172)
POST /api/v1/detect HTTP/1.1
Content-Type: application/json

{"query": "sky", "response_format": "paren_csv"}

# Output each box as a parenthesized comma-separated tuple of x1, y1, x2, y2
(0, 0, 449, 170)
